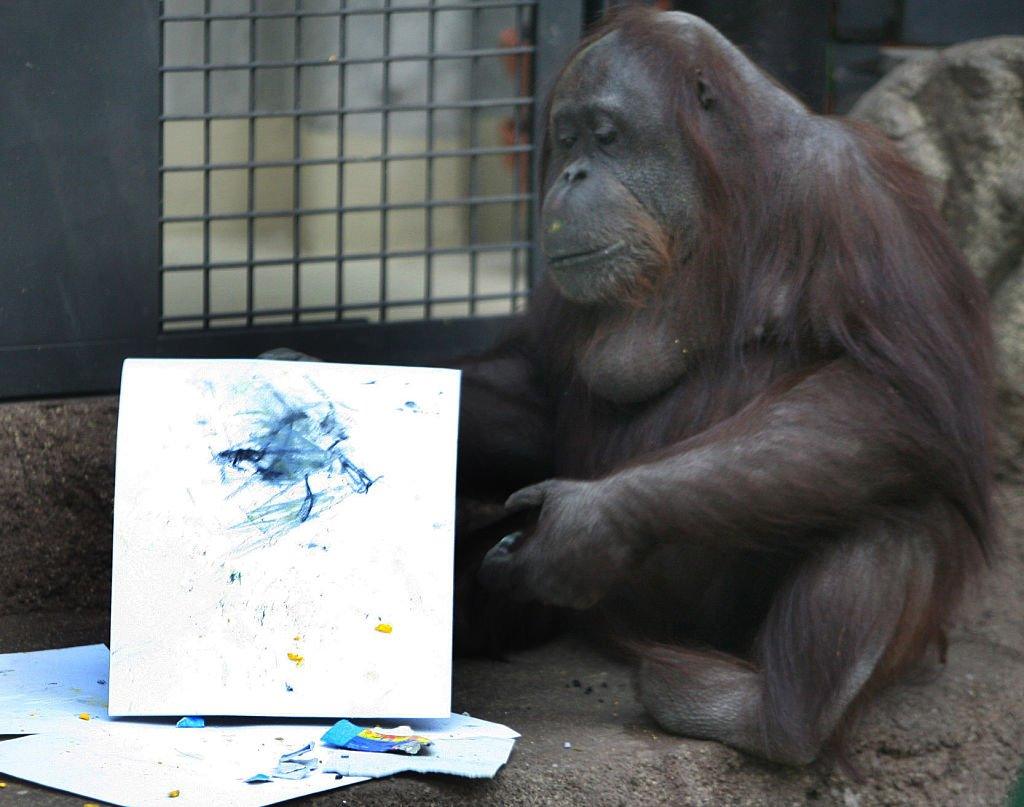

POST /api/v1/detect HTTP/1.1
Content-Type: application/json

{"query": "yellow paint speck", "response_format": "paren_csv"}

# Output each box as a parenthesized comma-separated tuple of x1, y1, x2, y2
(548, 220, 563, 234)
(292, 634, 302, 641)
(84, 803, 101, 806)
(375, 623, 393, 634)
(287, 652, 304, 666)
(78, 712, 91, 721)
(0, 781, 7, 788)
(168, 789, 181, 798)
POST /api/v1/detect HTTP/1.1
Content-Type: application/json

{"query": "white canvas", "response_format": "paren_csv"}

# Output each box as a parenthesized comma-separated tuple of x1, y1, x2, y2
(109, 358, 460, 718)
(0, 644, 109, 734)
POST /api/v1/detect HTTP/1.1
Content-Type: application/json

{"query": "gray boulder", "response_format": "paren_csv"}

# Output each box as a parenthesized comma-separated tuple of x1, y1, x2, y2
(851, 37, 1024, 469)
(851, 37, 1024, 292)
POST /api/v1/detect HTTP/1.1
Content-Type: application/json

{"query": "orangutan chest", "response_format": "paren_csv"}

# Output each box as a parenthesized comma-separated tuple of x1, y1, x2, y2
(576, 325, 692, 406)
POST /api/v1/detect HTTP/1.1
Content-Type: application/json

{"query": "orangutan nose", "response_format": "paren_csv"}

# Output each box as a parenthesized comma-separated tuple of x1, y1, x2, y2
(562, 159, 589, 185)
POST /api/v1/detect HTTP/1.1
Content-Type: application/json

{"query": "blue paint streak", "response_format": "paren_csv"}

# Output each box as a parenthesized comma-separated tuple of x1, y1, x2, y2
(211, 380, 378, 550)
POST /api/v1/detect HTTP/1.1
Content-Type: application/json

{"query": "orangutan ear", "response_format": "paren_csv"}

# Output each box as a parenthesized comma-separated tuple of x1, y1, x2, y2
(696, 70, 716, 110)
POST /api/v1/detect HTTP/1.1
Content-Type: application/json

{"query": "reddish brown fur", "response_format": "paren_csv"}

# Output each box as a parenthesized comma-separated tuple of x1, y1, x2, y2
(455, 7, 994, 764)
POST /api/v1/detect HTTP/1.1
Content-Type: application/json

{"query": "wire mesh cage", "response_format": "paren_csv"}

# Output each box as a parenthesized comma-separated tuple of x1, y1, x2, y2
(159, 0, 537, 332)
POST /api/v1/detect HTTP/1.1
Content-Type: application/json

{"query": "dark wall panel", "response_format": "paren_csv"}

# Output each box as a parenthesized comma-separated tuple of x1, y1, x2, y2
(903, 0, 1024, 45)
(0, 1, 159, 349)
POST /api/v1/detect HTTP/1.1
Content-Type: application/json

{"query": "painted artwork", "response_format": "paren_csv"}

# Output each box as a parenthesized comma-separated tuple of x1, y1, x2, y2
(109, 359, 460, 719)
(207, 379, 379, 553)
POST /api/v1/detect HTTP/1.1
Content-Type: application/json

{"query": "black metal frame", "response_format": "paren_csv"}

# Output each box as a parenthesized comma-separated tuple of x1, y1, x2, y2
(0, 0, 583, 400)
(0, 0, 161, 400)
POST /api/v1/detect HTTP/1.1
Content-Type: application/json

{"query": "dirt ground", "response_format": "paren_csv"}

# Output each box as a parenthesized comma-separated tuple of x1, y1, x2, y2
(0, 397, 1021, 805)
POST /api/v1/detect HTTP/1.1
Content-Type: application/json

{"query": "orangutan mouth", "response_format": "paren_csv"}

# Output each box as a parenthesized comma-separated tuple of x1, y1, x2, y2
(547, 240, 626, 268)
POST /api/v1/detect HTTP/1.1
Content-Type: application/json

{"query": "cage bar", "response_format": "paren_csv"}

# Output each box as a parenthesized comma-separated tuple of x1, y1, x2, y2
(161, 193, 531, 223)
(161, 2, 535, 24)
(162, 144, 531, 172)
(201, 0, 212, 330)
(468, 1, 481, 315)
(161, 96, 532, 121)
(379, 1, 391, 322)
(159, 47, 533, 74)
(335, 3, 347, 322)
(424, 0, 436, 318)
(291, 5, 302, 325)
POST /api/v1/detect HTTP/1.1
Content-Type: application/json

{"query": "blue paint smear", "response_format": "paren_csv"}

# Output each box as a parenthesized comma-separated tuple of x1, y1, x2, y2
(321, 719, 430, 754)
(321, 719, 364, 748)
(176, 716, 205, 728)
(210, 379, 378, 551)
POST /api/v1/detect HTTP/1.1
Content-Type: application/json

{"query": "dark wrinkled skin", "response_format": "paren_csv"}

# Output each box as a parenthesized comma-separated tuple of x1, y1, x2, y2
(455, 8, 993, 767)
(477, 478, 634, 609)
(540, 31, 698, 306)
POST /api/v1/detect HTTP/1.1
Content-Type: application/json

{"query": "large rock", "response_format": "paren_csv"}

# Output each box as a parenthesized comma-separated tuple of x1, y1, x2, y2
(851, 37, 1024, 292)
(850, 38, 1024, 470)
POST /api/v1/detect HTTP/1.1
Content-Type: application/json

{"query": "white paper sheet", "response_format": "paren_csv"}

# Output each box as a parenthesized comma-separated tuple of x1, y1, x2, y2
(0, 726, 367, 807)
(396, 712, 521, 741)
(0, 722, 518, 807)
(0, 646, 519, 807)
(109, 358, 460, 718)
(322, 736, 516, 779)
(0, 644, 110, 734)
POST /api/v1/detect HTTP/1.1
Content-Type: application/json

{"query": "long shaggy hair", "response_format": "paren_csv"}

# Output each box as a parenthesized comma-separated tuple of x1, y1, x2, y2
(531, 6, 993, 565)
(516, 6, 995, 758)
(456, 6, 998, 764)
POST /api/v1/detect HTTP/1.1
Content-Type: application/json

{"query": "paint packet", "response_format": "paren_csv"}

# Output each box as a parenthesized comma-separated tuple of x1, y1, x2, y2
(321, 719, 432, 755)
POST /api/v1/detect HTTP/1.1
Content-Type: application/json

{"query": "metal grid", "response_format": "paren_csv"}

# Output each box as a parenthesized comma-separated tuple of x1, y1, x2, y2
(159, 0, 536, 331)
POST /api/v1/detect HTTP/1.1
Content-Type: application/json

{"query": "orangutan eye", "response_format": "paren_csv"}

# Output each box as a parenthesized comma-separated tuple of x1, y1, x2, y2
(557, 133, 577, 150)
(595, 127, 617, 146)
